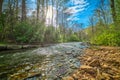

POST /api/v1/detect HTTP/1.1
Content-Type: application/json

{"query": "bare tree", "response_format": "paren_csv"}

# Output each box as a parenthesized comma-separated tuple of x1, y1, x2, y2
(94, 0, 109, 27)
(89, 16, 95, 34)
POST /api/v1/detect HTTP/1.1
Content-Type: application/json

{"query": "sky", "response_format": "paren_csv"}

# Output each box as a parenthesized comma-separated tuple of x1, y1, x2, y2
(17, 0, 109, 28)
(64, 0, 102, 28)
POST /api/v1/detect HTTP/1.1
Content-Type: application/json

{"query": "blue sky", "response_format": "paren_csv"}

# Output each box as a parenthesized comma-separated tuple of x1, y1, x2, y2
(65, 0, 110, 28)
(64, 0, 102, 28)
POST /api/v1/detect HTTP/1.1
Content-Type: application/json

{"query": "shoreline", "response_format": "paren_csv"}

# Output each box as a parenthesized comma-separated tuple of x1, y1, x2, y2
(0, 45, 40, 51)
(0, 42, 88, 51)
(0, 43, 57, 51)
(63, 46, 120, 80)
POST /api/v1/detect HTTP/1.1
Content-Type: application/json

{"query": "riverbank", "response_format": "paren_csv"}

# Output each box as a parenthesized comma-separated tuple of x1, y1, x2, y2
(0, 43, 57, 51)
(63, 46, 120, 80)
(0, 45, 39, 51)
(0, 42, 89, 51)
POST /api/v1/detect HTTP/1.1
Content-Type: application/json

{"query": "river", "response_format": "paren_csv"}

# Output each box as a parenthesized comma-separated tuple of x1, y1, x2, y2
(0, 42, 87, 80)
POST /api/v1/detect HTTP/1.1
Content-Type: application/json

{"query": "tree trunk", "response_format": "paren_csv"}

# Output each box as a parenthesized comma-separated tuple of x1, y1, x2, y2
(0, 0, 3, 15)
(37, 0, 40, 21)
(110, 0, 116, 23)
(21, 0, 26, 21)
(15, 0, 18, 20)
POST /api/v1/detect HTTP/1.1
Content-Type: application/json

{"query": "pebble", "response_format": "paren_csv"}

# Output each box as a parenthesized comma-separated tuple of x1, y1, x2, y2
(25, 66, 31, 71)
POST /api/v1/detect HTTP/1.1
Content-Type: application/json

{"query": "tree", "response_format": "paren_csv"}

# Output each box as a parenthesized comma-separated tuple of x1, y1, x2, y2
(115, 0, 120, 24)
(110, 0, 116, 23)
(21, 0, 26, 21)
(37, 0, 40, 21)
(89, 16, 95, 35)
(15, 0, 19, 20)
(0, 0, 3, 15)
(99, 0, 108, 27)
(94, 0, 110, 28)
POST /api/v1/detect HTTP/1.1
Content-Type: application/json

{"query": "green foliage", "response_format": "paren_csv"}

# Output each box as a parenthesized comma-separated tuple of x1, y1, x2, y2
(68, 34, 80, 42)
(0, 13, 7, 40)
(0, 0, 82, 44)
(13, 22, 34, 43)
(90, 24, 120, 46)
(57, 34, 64, 43)
(30, 23, 46, 43)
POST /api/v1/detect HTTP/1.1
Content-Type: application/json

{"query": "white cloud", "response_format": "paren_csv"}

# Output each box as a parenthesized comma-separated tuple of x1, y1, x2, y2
(67, 17, 80, 21)
(64, 5, 86, 14)
(73, 0, 86, 5)
(64, 0, 89, 14)
(65, 0, 89, 21)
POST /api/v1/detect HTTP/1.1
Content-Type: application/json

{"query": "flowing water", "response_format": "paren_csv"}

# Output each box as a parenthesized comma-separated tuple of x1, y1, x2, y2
(0, 42, 87, 80)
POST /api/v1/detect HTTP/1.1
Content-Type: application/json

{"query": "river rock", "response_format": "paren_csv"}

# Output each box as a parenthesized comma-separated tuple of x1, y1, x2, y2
(1, 42, 85, 80)
(88, 59, 100, 67)
(101, 72, 110, 79)
(25, 66, 31, 71)
(80, 65, 96, 75)
(62, 76, 74, 80)
(87, 57, 92, 61)
(80, 65, 93, 69)
(72, 73, 80, 79)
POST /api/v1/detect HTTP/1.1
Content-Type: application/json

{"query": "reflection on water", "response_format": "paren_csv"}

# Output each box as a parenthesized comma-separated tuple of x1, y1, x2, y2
(0, 42, 87, 80)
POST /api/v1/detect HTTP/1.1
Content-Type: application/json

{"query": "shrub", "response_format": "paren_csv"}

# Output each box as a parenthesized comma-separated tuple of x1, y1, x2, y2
(92, 31, 120, 46)
(13, 22, 33, 43)
(68, 34, 79, 42)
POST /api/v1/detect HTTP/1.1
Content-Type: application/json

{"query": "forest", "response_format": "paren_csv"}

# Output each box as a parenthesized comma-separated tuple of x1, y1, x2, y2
(0, 0, 81, 45)
(1, 0, 120, 80)
(0, 0, 119, 46)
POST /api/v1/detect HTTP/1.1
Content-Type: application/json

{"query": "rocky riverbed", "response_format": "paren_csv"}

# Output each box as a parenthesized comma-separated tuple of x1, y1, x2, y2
(63, 46, 120, 80)
(0, 42, 87, 80)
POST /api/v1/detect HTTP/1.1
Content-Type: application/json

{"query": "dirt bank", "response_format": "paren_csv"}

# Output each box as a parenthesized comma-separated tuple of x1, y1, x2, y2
(63, 46, 120, 80)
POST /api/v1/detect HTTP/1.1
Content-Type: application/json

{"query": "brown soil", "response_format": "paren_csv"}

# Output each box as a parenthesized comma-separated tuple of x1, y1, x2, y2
(62, 46, 120, 80)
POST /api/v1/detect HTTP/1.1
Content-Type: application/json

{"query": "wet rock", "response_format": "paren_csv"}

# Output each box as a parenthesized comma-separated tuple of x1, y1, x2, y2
(25, 66, 31, 71)
(70, 61, 80, 69)
(62, 76, 74, 80)
(70, 64, 77, 69)
(1, 42, 85, 80)
(71, 49, 75, 52)
(57, 63, 63, 67)
(18, 69, 25, 73)
(42, 73, 45, 76)
(65, 51, 72, 55)
(24, 73, 42, 80)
